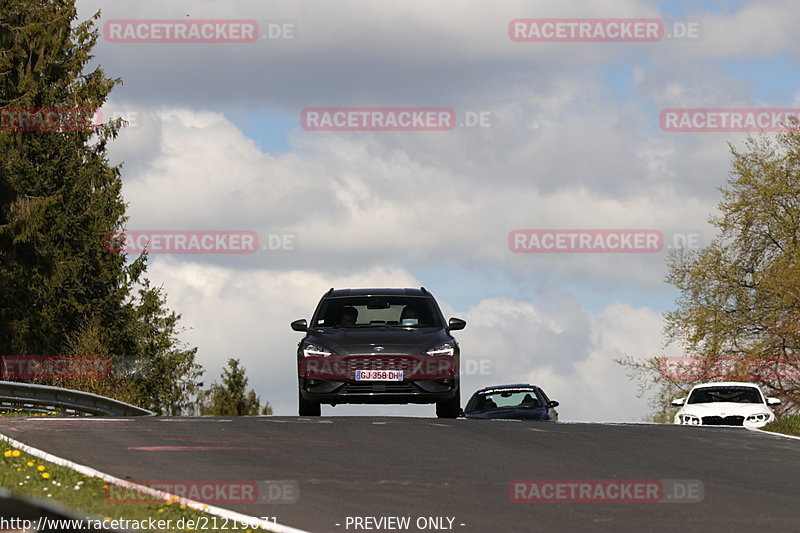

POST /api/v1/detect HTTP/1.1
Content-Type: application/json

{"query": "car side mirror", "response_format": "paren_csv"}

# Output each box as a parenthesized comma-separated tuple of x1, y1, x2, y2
(767, 397, 781, 406)
(548, 400, 559, 408)
(671, 398, 685, 407)
(447, 318, 466, 331)
(291, 319, 308, 332)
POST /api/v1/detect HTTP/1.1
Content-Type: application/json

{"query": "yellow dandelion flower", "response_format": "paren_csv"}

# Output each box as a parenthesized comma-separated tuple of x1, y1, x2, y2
(179, 504, 186, 509)
(26, 461, 34, 467)
(37, 465, 45, 471)
(3, 451, 11, 457)
(41, 473, 50, 479)
(157, 508, 165, 513)
(11, 450, 20, 457)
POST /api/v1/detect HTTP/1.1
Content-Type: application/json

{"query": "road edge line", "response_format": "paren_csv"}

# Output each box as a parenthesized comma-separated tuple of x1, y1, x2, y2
(747, 427, 800, 441)
(0, 432, 312, 533)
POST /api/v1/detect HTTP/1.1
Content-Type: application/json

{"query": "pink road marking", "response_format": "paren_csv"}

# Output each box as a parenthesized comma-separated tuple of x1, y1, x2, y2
(128, 446, 263, 451)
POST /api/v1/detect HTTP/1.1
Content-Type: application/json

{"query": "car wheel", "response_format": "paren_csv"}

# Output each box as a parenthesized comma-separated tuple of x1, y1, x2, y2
(298, 391, 321, 416)
(436, 387, 460, 419)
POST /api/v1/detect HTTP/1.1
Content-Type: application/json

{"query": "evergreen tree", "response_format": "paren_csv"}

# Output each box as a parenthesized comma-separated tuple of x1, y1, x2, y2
(200, 359, 272, 416)
(0, 0, 202, 414)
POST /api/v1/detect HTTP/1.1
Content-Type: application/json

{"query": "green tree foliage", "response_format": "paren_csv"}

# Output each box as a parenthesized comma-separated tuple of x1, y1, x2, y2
(200, 359, 272, 416)
(0, 0, 202, 414)
(623, 122, 800, 418)
(616, 355, 685, 423)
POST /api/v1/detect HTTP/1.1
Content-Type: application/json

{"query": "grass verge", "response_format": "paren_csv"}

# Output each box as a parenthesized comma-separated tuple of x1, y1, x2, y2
(762, 415, 800, 437)
(0, 444, 271, 532)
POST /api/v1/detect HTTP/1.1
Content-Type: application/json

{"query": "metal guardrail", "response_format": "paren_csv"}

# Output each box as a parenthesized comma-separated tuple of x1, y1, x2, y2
(0, 381, 154, 417)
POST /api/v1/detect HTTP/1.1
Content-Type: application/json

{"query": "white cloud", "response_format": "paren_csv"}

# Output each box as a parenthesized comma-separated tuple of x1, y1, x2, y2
(79, 0, 695, 108)
(531, 302, 681, 422)
(146, 260, 422, 415)
(691, 0, 800, 60)
(144, 260, 669, 420)
(77, 0, 797, 421)
(110, 99, 720, 294)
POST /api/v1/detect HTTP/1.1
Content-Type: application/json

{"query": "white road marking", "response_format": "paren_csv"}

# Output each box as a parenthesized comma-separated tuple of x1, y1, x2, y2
(0, 432, 311, 533)
(748, 427, 800, 441)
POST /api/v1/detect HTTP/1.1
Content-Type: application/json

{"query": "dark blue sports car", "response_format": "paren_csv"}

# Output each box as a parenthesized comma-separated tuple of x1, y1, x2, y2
(463, 384, 559, 421)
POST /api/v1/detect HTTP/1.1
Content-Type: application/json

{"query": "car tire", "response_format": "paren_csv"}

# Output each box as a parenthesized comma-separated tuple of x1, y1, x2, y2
(298, 391, 321, 416)
(436, 387, 460, 418)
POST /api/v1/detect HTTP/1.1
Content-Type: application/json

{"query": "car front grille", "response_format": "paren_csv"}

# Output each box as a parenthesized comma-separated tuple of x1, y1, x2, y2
(342, 382, 419, 394)
(702, 415, 745, 426)
(344, 357, 417, 376)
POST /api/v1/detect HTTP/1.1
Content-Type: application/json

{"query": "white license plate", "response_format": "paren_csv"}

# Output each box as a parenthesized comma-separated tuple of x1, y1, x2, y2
(355, 370, 404, 381)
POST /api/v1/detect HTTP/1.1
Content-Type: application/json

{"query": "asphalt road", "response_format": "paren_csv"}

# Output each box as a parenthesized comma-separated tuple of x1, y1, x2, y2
(1, 417, 799, 533)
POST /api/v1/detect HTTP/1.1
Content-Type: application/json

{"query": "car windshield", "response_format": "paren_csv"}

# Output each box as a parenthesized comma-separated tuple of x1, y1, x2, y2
(687, 386, 763, 404)
(466, 389, 544, 412)
(313, 296, 443, 328)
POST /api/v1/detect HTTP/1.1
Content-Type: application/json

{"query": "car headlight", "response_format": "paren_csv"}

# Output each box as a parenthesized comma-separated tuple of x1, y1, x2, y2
(302, 343, 333, 357)
(746, 413, 771, 423)
(426, 342, 454, 357)
(678, 414, 701, 425)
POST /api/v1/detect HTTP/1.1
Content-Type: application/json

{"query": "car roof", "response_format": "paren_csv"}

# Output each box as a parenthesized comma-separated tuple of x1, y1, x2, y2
(324, 288, 431, 298)
(475, 384, 539, 393)
(690, 381, 762, 389)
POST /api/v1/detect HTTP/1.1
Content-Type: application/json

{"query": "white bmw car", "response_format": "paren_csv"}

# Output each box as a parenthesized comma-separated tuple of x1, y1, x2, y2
(672, 381, 781, 428)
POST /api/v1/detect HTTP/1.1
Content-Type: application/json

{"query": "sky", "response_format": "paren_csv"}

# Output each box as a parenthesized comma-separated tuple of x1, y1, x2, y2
(73, 0, 800, 421)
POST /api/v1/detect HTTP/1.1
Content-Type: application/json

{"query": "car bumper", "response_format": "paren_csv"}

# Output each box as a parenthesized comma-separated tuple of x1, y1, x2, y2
(299, 378, 458, 405)
(674, 415, 772, 428)
(464, 412, 555, 421)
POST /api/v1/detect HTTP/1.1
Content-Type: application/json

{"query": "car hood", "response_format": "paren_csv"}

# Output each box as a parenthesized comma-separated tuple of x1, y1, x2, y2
(303, 328, 452, 355)
(680, 402, 772, 417)
(464, 407, 552, 421)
